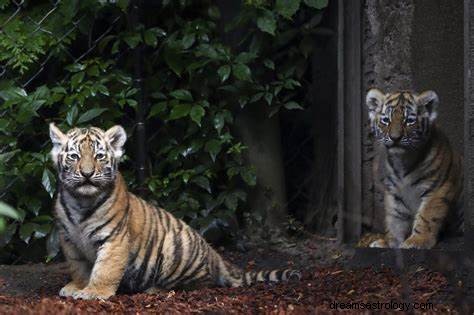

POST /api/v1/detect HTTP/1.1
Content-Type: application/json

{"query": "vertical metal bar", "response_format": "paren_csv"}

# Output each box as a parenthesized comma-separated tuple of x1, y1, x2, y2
(336, 0, 345, 243)
(463, 0, 474, 309)
(338, 0, 362, 243)
(130, 0, 147, 194)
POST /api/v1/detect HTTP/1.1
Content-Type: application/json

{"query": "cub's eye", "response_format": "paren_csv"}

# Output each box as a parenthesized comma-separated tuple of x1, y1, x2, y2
(406, 116, 417, 125)
(380, 116, 390, 125)
(69, 153, 80, 160)
(95, 153, 105, 160)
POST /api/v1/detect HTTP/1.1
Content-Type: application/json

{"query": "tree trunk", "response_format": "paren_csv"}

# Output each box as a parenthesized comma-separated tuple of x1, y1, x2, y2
(235, 105, 288, 227)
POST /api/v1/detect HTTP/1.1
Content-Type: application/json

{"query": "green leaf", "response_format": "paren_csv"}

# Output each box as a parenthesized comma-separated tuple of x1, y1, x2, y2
(213, 112, 225, 134)
(257, 10, 277, 35)
(42, 169, 56, 198)
(217, 65, 231, 82)
(241, 168, 257, 186)
(182, 33, 196, 49)
(168, 103, 192, 120)
(65, 63, 85, 73)
(144, 29, 158, 47)
(208, 5, 221, 19)
(0, 201, 19, 220)
(224, 193, 239, 211)
(164, 46, 184, 76)
(233, 63, 251, 81)
(284, 101, 304, 110)
(190, 105, 205, 126)
(148, 102, 167, 118)
(235, 52, 257, 64)
(66, 105, 78, 126)
(123, 33, 141, 48)
(263, 59, 275, 69)
(71, 72, 85, 89)
(87, 65, 100, 77)
(20, 222, 38, 244)
(276, 0, 301, 19)
(191, 176, 211, 193)
(264, 93, 273, 105)
(304, 0, 328, 9)
(205, 139, 222, 162)
(226, 167, 240, 179)
(77, 108, 108, 124)
(170, 89, 193, 102)
(33, 224, 51, 239)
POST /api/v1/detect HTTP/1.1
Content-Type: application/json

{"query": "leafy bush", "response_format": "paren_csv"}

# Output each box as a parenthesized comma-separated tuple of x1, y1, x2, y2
(0, 0, 326, 262)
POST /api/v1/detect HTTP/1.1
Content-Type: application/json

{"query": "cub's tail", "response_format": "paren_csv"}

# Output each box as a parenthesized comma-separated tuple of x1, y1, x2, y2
(209, 247, 302, 287)
(241, 268, 302, 286)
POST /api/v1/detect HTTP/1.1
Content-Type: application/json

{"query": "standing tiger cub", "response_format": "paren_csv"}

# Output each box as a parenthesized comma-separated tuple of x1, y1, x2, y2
(366, 89, 463, 249)
(49, 123, 300, 300)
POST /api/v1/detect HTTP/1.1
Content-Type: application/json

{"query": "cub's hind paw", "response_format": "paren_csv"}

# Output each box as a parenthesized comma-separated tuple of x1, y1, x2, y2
(369, 239, 388, 248)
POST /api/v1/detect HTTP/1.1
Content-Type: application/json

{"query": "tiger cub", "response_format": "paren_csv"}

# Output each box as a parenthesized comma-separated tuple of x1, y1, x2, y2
(365, 89, 463, 249)
(49, 123, 300, 300)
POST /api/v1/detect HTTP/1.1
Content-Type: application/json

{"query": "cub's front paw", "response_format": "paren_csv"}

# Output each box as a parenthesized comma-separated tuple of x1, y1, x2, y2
(59, 282, 83, 297)
(71, 287, 115, 300)
(400, 235, 436, 249)
(369, 238, 388, 248)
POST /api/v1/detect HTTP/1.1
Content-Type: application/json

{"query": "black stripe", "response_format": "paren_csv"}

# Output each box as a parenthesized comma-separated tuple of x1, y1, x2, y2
(276, 269, 284, 281)
(389, 208, 411, 221)
(387, 156, 401, 179)
(385, 175, 397, 187)
(166, 230, 199, 287)
(88, 212, 118, 237)
(180, 259, 207, 285)
(419, 215, 429, 224)
(137, 232, 156, 289)
(411, 168, 438, 187)
(59, 191, 76, 225)
(420, 153, 453, 198)
(160, 232, 183, 287)
(405, 138, 433, 176)
(176, 238, 206, 285)
(152, 235, 166, 284)
(80, 190, 113, 223)
(262, 270, 271, 282)
(393, 194, 410, 210)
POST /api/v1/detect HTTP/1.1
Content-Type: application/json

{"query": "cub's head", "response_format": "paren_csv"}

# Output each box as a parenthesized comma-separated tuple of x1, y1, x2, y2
(49, 124, 127, 196)
(365, 88, 439, 152)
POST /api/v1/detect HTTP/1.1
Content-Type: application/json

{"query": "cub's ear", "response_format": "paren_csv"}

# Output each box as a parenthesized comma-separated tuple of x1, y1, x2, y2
(366, 88, 385, 121)
(49, 123, 68, 165)
(417, 90, 439, 122)
(105, 125, 127, 158)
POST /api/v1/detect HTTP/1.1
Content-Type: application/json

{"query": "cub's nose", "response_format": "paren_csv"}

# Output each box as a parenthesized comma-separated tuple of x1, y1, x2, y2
(389, 134, 402, 143)
(80, 169, 94, 178)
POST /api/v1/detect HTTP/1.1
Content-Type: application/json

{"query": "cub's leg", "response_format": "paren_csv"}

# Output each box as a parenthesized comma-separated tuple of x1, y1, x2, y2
(401, 195, 449, 249)
(59, 238, 91, 297)
(71, 237, 130, 300)
(372, 194, 412, 248)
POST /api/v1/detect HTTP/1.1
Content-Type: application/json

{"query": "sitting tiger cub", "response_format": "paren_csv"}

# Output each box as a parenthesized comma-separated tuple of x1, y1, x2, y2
(49, 123, 300, 300)
(365, 89, 463, 249)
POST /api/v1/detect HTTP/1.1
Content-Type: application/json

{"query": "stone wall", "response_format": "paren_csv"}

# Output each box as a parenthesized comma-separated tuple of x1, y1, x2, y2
(361, 0, 463, 232)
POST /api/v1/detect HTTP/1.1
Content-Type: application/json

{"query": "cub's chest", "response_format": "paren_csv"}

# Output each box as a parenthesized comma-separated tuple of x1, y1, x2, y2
(61, 219, 100, 263)
(385, 171, 425, 213)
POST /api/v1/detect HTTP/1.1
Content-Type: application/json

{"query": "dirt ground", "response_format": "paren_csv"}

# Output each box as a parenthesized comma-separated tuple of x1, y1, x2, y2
(0, 235, 463, 314)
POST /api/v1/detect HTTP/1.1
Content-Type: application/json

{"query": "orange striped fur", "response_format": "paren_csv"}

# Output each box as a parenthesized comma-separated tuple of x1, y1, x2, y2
(366, 89, 463, 249)
(49, 123, 300, 300)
